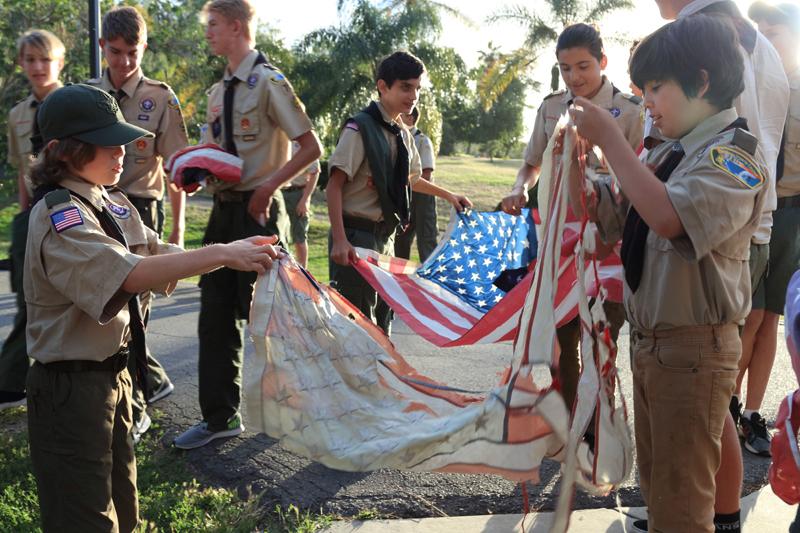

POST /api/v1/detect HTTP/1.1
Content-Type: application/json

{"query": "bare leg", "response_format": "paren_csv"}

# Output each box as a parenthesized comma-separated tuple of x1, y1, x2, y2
(735, 309, 764, 396)
(744, 312, 780, 411)
(294, 242, 309, 270)
(714, 413, 743, 514)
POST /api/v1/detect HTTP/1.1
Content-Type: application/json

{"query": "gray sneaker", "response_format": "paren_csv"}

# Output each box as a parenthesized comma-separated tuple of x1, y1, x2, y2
(148, 378, 174, 404)
(740, 411, 771, 457)
(173, 414, 244, 450)
(133, 412, 152, 444)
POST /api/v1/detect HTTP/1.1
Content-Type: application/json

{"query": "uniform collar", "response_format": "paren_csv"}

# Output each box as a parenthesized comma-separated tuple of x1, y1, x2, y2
(375, 101, 401, 126)
(679, 107, 739, 156)
(60, 176, 107, 212)
(561, 76, 614, 108)
(102, 68, 143, 99)
(678, 0, 722, 18)
(29, 82, 63, 106)
(226, 49, 259, 82)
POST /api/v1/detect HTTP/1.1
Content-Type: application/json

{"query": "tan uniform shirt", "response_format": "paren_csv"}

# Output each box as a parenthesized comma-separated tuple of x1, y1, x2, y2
(328, 101, 422, 222)
(779, 67, 800, 198)
(87, 69, 188, 200)
(286, 140, 321, 188)
(203, 50, 313, 192)
(24, 177, 181, 363)
(523, 77, 644, 170)
(411, 127, 435, 173)
(593, 108, 767, 330)
(7, 91, 58, 197)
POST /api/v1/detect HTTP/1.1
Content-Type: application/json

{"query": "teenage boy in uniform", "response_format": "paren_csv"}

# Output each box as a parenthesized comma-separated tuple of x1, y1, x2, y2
(327, 51, 471, 333)
(568, 15, 767, 532)
(0, 29, 64, 410)
(395, 106, 438, 263)
(174, 0, 321, 449)
(88, 5, 190, 440)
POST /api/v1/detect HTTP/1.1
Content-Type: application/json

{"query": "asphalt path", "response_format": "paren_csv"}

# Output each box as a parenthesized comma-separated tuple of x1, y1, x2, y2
(0, 271, 791, 518)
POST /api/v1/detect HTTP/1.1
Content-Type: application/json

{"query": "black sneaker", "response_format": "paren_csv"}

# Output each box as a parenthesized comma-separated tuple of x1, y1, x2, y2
(0, 390, 26, 411)
(740, 411, 771, 457)
(729, 396, 742, 426)
(632, 518, 648, 532)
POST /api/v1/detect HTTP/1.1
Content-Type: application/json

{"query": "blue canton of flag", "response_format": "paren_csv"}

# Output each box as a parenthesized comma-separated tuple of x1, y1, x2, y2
(50, 206, 84, 233)
(417, 209, 535, 312)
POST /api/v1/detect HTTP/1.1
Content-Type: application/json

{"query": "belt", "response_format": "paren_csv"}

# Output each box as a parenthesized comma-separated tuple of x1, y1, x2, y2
(35, 347, 129, 374)
(214, 189, 255, 203)
(631, 324, 738, 343)
(777, 194, 800, 210)
(343, 214, 395, 236)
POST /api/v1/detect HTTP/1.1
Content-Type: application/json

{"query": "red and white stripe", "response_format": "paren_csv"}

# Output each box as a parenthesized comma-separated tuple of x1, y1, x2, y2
(164, 143, 243, 192)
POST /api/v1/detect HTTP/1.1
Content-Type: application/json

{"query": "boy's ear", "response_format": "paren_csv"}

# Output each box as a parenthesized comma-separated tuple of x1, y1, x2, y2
(697, 69, 711, 99)
(599, 54, 608, 70)
(376, 79, 388, 97)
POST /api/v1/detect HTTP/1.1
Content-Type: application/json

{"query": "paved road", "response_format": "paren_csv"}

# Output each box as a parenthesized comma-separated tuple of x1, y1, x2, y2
(0, 272, 791, 518)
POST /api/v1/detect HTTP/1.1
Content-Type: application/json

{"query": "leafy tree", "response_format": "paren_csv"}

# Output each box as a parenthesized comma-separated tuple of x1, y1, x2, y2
(479, 0, 633, 109)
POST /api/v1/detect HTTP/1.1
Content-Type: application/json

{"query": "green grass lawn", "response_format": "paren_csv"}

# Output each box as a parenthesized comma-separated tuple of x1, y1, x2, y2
(0, 155, 520, 531)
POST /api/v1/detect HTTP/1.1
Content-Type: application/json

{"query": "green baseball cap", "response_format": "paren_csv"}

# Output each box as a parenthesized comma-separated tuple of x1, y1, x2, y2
(37, 83, 153, 146)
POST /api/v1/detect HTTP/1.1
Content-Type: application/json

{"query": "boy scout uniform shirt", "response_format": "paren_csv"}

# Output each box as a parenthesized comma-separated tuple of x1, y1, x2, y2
(286, 141, 322, 187)
(88, 69, 188, 200)
(328, 101, 422, 222)
(593, 107, 767, 330)
(523, 77, 643, 170)
(411, 127, 436, 173)
(203, 50, 313, 193)
(7, 89, 61, 198)
(24, 177, 181, 364)
(779, 67, 800, 198)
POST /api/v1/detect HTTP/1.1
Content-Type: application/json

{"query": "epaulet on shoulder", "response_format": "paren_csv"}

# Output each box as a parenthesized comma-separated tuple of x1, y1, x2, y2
(260, 62, 278, 72)
(343, 119, 360, 133)
(85, 77, 102, 86)
(620, 93, 643, 105)
(732, 128, 758, 156)
(542, 90, 566, 102)
(44, 189, 72, 209)
(206, 81, 221, 96)
(143, 77, 169, 90)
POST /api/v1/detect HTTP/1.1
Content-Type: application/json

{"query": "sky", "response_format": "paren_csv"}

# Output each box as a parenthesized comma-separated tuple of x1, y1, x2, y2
(257, 0, 756, 128)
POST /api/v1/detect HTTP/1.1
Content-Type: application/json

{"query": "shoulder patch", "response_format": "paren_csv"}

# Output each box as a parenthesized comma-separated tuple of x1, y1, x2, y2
(731, 128, 758, 156)
(50, 206, 84, 233)
(709, 146, 765, 189)
(167, 93, 181, 110)
(44, 188, 72, 208)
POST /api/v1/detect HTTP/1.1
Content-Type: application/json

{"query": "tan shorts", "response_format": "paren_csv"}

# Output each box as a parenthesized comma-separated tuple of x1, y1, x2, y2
(630, 324, 740, 533)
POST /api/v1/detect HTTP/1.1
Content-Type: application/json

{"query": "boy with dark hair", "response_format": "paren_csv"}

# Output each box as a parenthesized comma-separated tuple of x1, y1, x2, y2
(395, 106, 438, 262)
(568, 15, 767, 532)
(88, 4, 190, 441)
(0, 29, 64, 410)
(327, 51, 471, 332)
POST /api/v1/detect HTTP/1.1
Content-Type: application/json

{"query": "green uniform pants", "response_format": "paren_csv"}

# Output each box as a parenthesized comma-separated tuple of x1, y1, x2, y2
(126, 196, 171, 424)
(198, 191, 287, 430)
(0, 209, 31, 393)
(328, 222, 395, 333)
(27, 360, 138, 532)
(556, 300, 626, 409)
(395, 191, 438, 263)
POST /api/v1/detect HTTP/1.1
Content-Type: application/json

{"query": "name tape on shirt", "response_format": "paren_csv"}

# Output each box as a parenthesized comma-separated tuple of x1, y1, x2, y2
(50, 207, 84, 232)
(709, 146, 764, 189)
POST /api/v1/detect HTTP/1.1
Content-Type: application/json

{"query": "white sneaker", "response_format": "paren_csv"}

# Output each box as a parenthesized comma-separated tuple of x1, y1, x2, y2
(133, 412, 152, 444)
(148, 378, 174, 403)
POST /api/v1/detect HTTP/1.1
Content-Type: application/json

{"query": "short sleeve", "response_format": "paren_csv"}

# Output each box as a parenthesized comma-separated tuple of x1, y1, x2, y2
(156, 88, 189, 160)
(328, 125, 365, 182)
(523, 104, 549, 168)
(666, 146, 766, 260)
(417, 135, 435, 170)
(265, 72, 313, 141)
(408, 134, 422, 186)
(40, 217, 142, 323)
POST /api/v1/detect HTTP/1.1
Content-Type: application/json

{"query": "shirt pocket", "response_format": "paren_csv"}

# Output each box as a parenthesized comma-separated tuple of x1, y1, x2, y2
(14, 120, 33, 158)
(126, 136, 155, 159)
(233, 92, 261, 142)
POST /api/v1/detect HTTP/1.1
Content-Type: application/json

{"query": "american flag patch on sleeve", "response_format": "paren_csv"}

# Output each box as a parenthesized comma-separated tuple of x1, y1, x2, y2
(50, 207, 84, 233)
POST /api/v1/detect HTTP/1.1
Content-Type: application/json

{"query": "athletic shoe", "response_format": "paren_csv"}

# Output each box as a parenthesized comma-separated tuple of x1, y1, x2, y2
(173, 413, 244, 450)
(0, 390, 26, 411)
(148, 378, 174, 404)
(740, 411, 771, 457)
(729, 396, 742, 426)
(132, 412, 152, 444)
(631, 518, 648, 532)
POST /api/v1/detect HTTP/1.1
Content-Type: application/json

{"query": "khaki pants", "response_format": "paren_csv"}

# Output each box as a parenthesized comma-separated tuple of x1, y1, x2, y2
(26, 361, 137, 532)
(631, 324, 740, 533)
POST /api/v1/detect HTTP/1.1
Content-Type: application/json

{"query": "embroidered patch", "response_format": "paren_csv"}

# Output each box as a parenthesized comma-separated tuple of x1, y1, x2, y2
(168, 95, 180, 110)
(136, 139, 148, 151)
(211, 105, 222, 114)
(139, 98, 156, 112)
(709, 146, 764, 189)
(243, 134, 256, 141)
(50, 207, 83, 232)
(609, 107, 621, 118)
(138, 114, 150, 121)
(293, 95, 304, 110)
(241, 118, 251, 131)
(270, 72, 286, 85)
(247, 73, 259, 89)
(106, 201, 131, 219)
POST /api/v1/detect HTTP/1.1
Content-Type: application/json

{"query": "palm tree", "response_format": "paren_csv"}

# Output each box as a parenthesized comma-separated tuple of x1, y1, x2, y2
(479, 0, 633, 110)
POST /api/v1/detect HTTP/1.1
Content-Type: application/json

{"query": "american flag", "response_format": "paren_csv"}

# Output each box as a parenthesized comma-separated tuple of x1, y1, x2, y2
(50, 206, 84, 233)
(353, 208, 623, 348)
